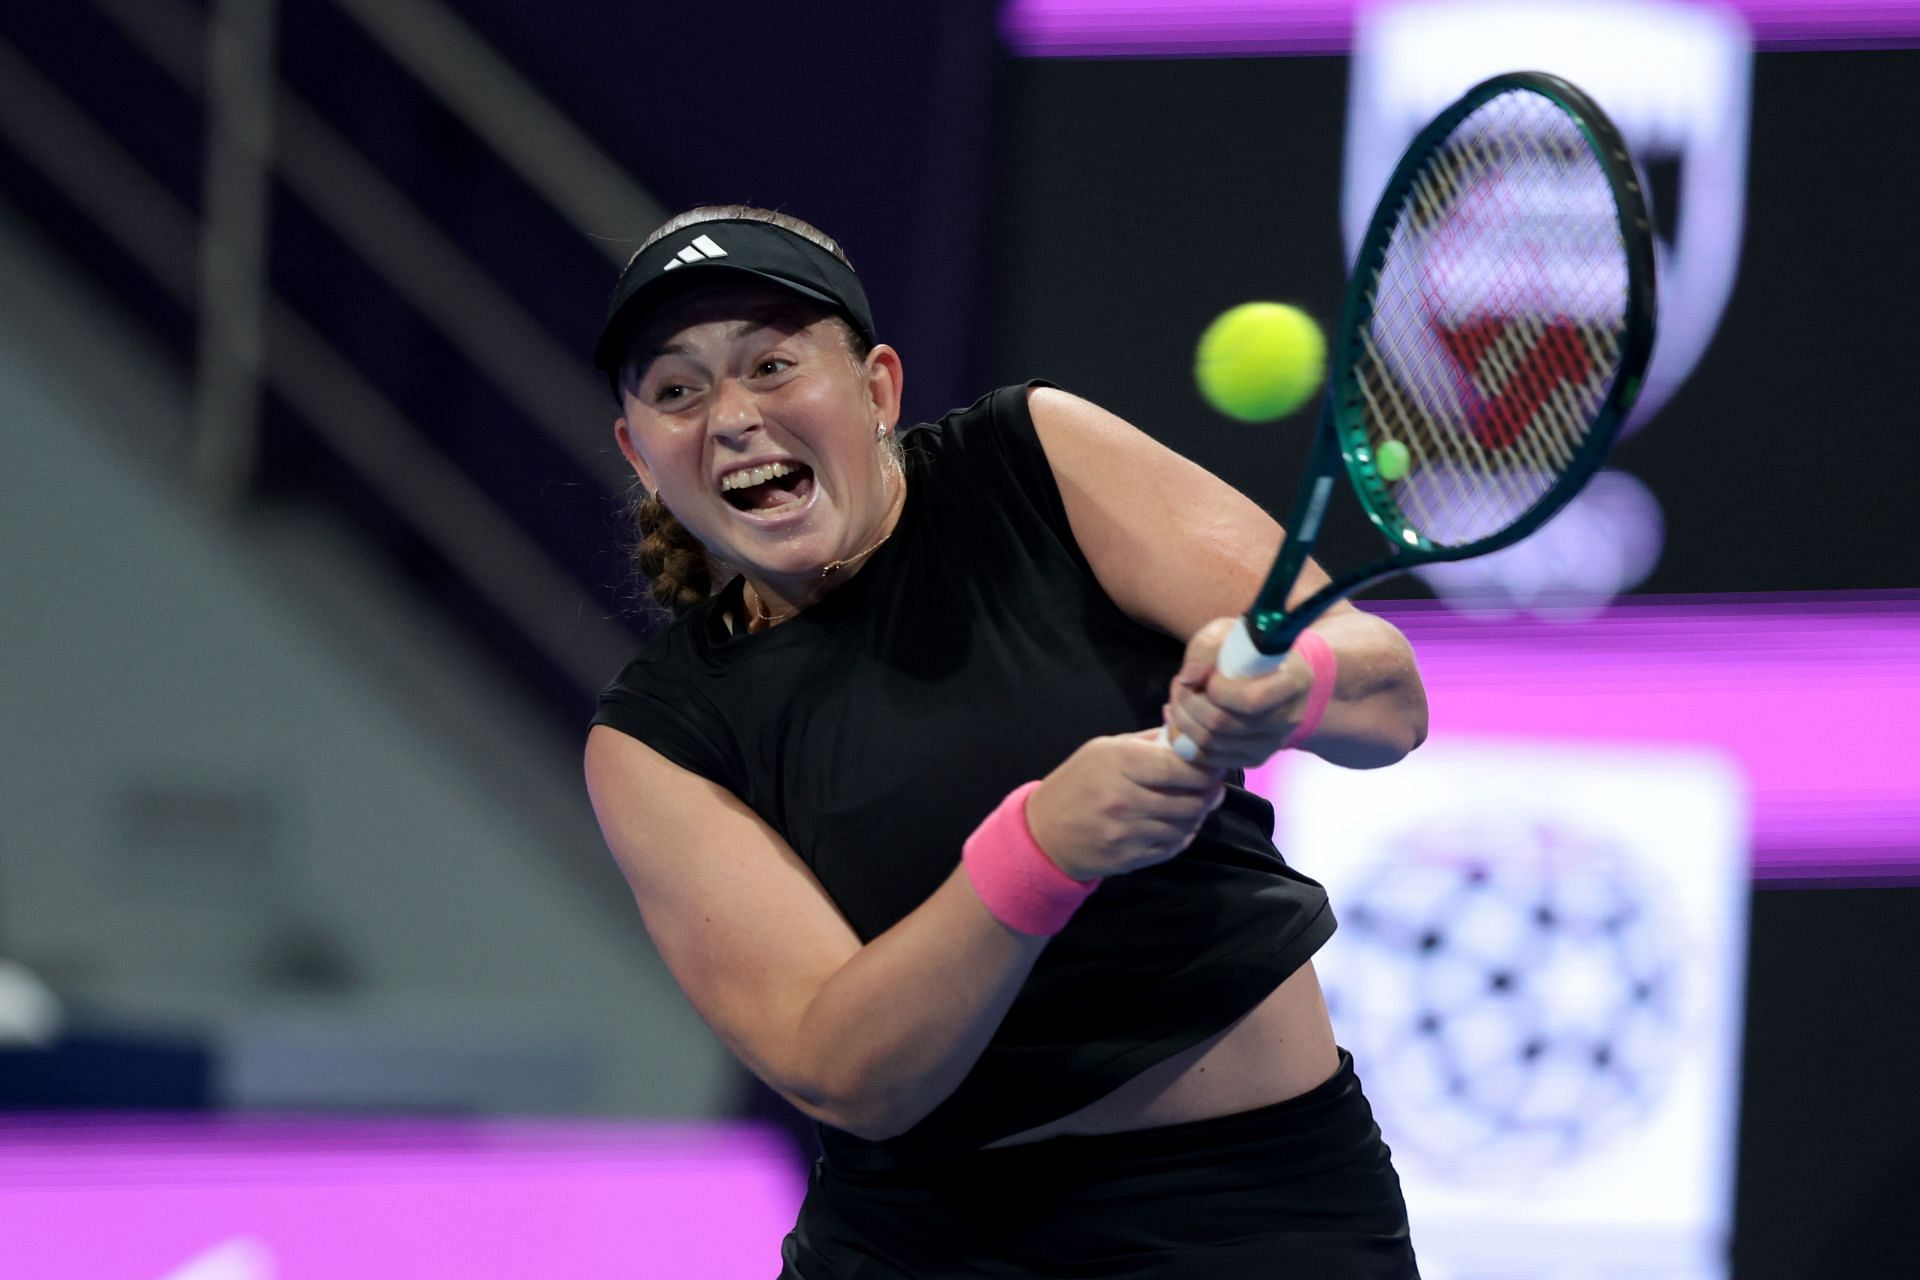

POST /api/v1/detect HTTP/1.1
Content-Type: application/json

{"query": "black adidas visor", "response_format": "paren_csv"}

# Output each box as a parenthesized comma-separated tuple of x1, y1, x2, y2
(592, 219, 877, 400)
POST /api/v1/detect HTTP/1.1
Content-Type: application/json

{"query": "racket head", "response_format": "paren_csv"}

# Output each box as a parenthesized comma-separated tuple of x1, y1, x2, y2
(1328, 71, 1658, 564)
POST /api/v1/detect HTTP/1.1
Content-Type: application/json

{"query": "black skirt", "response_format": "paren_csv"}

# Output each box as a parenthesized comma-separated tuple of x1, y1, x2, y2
(777, 1049, 1419, 1279)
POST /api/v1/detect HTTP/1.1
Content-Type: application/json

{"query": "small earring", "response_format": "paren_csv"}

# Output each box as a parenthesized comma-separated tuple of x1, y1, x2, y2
(875, 423, 888, 440)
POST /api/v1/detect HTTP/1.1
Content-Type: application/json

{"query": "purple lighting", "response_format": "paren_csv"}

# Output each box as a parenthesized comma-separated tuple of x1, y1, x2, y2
(1247, 592, 1920, 883)
(1004, 0, 1355, 56)
(0, 1115, 805, 1276)
(1002, 0, 1920, 56)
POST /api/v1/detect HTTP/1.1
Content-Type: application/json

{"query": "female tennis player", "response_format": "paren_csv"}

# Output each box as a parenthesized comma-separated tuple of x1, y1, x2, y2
(583, 206, 1428, 1278)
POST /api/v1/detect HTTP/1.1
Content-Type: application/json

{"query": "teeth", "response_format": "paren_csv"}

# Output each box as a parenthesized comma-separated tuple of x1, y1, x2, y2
(720, 461, 799, 492)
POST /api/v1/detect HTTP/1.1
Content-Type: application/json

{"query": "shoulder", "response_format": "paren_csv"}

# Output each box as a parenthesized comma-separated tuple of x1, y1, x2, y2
(591, 599, 740, 786)
(603, 597, 709, 685)
(899, 381, 1099, 571)
(902, 381, 1055, 464)
(896, 380, 1073, 522)
(1024, 382, 1165, 452)
(1020, 386, 1284, 641)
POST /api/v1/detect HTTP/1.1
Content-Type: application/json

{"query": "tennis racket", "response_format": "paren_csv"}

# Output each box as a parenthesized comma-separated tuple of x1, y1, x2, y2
(1211, 70, 1657, 685)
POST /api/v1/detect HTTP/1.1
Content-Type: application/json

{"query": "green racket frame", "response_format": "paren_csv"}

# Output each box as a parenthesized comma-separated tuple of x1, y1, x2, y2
(1240, 71, 1659, 659)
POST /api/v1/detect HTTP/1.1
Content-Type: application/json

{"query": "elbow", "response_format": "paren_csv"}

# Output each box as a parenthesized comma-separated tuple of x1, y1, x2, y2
(1371, 633, 1429, 763)
(1327, 616, 1427, 767)
(1379, 680, 1429, 764)
(843, 1110, 916, 1143)
(780, 1068, 923, 1143)
(830, 1080, 931, 1142)
(1315, 681, 1427, 770)
(1403, 682, 1430, 755)
(1388, 627, 1429, 757)
(774, 997, 935, 1142)
(804, 1095, 920, 1144)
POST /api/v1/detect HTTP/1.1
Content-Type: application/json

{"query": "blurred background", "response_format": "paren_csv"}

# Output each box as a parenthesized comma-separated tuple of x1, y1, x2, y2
(0, 0, 1914, 1275)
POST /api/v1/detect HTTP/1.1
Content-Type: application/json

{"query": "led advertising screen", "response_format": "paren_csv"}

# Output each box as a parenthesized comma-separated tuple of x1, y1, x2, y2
(1243, 592, 1917, 1277)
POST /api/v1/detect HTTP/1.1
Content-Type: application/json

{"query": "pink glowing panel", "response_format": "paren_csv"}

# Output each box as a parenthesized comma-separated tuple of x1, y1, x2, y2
(0, 1115, 805, 1277)
(1247, 593, 1920, 881)
(1002, 0, 1920, 56)
(1004, 0, 1356, 56)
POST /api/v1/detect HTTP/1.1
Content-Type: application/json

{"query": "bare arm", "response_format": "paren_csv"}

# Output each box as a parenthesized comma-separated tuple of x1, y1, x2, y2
(1027, 386, 1427, 767)
(585, 723, 1217, 1141)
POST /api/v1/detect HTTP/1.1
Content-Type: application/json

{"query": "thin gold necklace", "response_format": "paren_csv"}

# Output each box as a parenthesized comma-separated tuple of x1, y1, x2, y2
(742, 583, 801, 630)
(742, 479, 905, 632)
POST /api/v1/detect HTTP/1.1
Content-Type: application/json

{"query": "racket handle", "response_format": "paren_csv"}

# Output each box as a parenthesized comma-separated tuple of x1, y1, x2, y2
(1157, 617, 1284, 759)
(1219, 615, 1288, 679)
(1153, 724, 1201, 762)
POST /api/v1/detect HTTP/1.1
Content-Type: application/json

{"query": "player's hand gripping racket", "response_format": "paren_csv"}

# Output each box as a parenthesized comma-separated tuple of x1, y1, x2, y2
(1174, 72, 1657, 753)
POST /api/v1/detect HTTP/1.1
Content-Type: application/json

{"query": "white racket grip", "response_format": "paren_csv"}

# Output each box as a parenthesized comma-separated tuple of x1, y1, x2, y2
(1153, 724, 1200, 761)
(1219, 615, 1287, 679)
(1157, 617, 1282, 759)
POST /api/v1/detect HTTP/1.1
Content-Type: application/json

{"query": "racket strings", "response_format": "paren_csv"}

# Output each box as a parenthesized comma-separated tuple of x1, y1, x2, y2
(1423, 123, 1607, 499)
(1395, 117, 1614, 536)
(1351, 90, 1629, 548)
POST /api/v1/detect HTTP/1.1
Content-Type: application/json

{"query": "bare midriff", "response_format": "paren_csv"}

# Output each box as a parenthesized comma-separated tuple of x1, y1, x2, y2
(981, 959, 1340, 1149)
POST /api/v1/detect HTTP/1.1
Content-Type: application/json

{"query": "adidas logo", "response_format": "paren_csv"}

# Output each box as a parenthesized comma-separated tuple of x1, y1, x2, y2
(662, 234, 728, 271)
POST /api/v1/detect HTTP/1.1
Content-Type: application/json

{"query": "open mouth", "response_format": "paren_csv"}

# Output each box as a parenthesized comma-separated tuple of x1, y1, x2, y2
(720, 461, 816, 515)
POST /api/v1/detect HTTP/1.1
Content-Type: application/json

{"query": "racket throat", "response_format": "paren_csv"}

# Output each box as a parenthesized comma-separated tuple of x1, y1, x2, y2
(1247, 475, 1336, 653)
(1297, 475, 1335, 543)
(1246, 412, 1344, 654)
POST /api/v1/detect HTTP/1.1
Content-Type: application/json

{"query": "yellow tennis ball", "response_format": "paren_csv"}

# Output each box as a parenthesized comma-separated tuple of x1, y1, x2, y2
(1195, 302, 1326, 422)
(1376, 439, 1412, 482)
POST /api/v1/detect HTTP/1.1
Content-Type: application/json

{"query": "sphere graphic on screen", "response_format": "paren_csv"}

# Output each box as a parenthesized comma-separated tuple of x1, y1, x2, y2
(1322, 819, 1685, 1177)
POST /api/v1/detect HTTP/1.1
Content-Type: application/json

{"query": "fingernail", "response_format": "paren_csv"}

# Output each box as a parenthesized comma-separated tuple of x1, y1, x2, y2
(1172, 735, 1200, 763)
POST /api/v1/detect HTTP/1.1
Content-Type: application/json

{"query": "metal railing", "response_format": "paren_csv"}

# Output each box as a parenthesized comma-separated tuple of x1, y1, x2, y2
(0, 0, 666, 699)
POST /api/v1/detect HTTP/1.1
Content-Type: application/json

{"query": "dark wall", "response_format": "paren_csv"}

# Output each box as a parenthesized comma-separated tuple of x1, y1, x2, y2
(0, 1, 1005, 720)
(443, 0, 1003, 430)
(1735, 888, 1920, 1279)
(992, 54, 1351, 547)
(1623, 50, 1920, 596)
(991, 49, 1920, 595)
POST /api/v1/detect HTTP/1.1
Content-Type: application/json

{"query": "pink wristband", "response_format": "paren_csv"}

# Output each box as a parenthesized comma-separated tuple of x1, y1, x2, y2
(1279, 629, 1338, 749)
(962, 781, 1102, 937)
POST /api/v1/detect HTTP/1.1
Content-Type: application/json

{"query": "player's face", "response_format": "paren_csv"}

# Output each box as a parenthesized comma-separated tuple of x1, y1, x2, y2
(614, 284, 903, 596)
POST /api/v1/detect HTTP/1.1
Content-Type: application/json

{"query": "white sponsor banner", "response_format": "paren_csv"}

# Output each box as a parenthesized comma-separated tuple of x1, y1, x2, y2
(1269, 739, 1748, 1279)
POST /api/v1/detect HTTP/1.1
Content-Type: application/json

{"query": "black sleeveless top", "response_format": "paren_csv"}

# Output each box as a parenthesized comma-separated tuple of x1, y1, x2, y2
(592, 383, 1334, 1166)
